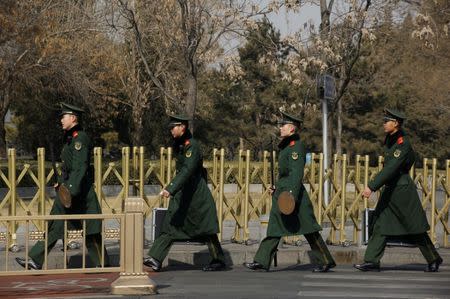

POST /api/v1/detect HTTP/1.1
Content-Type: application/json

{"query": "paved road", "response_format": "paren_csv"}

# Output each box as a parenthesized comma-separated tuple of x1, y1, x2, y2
(0, 264, 448, 298)
(152, 263, 450, 299)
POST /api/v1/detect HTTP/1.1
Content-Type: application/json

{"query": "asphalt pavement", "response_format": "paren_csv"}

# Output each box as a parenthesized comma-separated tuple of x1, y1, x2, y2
(149, 263, 450, 299)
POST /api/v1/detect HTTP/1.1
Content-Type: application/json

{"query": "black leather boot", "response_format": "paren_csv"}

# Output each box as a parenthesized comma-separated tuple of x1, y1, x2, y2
(353, 262, 380, 272)
(424, 257, 443, 272)
(15, 257, 42, 270)
(313, 262, 336, 273)
(143, 257, 162, 272)
(243, 261, 268, 271)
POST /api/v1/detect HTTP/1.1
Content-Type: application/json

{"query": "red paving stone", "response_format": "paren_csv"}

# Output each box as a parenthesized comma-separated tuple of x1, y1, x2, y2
(0, 271, 158, 298)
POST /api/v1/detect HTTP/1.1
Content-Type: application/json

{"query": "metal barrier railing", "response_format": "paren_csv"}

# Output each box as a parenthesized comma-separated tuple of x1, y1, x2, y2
(1, 147, 449, 248)
(0, 196, 156, 294)
(0, 213, 122, 275)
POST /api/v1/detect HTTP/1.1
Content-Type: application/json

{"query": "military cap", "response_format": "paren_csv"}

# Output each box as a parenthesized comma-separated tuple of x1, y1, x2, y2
(59, 102, 84, 117)
(383, 108, 406, 122)
(277, 111, 302, 126)
(168, 114, 190, 128)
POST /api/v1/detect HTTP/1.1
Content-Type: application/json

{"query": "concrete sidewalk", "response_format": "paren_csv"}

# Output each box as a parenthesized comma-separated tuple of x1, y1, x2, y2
(2, 240, 449, 271)
(151, 241, 450, 269)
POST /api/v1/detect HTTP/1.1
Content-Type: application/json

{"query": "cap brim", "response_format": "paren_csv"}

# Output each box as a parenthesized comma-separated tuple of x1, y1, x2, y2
(59, 111, 77, 117)
(168, 122, 183, 128)
(383, 116, 397, 122)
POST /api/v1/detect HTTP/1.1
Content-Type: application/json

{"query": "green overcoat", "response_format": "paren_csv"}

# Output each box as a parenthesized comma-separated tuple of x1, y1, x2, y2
(163, 130, 220, 239)
(368, 130, 429, 236)
(54, 124, 102, 235)
(267, 134, 322, 237)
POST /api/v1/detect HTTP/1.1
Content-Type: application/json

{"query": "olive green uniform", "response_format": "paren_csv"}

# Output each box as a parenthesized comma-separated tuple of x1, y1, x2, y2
(29, 125, 108, 267)
(253, 134, 335, 269)
(364, 130, 441, 264)
(148, 130, 224, 265)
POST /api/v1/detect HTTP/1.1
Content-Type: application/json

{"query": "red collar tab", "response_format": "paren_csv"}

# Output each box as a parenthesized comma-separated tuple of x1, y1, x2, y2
(289, 140, 295, 147)
(397, 136, 403, 144)
(72, 131, 78, 138)
(184, 140, 190, 146)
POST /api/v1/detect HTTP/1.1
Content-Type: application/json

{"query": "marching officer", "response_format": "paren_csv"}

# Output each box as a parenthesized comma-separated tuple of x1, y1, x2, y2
(144, 115, 226, 272)
(244, 111, 336, 272)
(354, 108, 443, 272)
(16, 102, 109, 270)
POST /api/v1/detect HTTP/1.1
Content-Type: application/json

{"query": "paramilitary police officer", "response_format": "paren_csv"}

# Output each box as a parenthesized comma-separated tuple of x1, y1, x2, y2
(244, 111, 336, 272)
(16, 102, 109, 270)
(354, 108, 443, 272)
(143, 115, 226, 272)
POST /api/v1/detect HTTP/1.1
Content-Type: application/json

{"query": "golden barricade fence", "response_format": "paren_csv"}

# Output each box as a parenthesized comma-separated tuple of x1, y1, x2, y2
(0, 196, 157, 294)
(0, 213, 122, 275)
(1, 147, 449, 248)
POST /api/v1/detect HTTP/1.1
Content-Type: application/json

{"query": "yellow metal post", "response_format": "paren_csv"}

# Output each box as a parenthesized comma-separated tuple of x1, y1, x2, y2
(111, 197, 157, 295)
(423, 158, 429, 207)
(340, 154, 347, 244)
(430, 158, 437, 244)
(132, 147, 138, 196)
(122, 147, 130, 212)
(364, 155, 369, 210)
(94, 147, 103, 210)
(7, 149, 17, 249)
(318, 153, 324, 225)
(445, 160, 449, 248)
(212, 148, 218, 184)
(160, 147, 166, 187)
(218, 148, 225, 241)
(243, 150, 250, 243)
(37, 148, 46, 230)
(139, 146, 145, 200)
(165, 147, 173, 208)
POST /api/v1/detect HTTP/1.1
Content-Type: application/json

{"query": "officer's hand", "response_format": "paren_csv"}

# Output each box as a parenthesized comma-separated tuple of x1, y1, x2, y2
(268, 186, 275, 195)
(362, 186, 372, 198)
(160, 189, 170, 198)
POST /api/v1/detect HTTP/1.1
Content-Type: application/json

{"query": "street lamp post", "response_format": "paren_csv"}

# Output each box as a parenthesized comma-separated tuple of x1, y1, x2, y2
(317, 74, 335, 207)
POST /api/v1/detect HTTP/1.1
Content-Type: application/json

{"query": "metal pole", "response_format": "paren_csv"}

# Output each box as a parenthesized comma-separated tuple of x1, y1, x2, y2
(322, 98, 329, 206)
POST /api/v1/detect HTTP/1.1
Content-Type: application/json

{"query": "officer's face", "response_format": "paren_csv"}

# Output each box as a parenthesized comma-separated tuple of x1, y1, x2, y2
(60, 114, 77, 131)
(383, 119, 398, 134)
(170, 124, 185, 138)
(279, 123, 295, 138)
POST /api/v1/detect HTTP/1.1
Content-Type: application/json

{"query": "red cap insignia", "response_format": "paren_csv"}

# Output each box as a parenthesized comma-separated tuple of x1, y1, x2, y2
(289, 140, 295, 147)
(184, 140, 190, 146)
(397, 136, 403, 144)
(72, 131, 78, 138)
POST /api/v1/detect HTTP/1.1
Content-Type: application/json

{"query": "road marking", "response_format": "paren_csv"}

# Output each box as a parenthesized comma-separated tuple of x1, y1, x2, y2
(301, 281, 450, 290)
(297, 290, 450, 298)
(303, 274, 450, 282)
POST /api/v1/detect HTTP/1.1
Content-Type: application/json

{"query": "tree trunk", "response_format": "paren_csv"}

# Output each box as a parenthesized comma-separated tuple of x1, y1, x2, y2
(239, 137, 244, 151)
(0, 116, 7, 159)
(0, 89, 11, 158)
(185, 72, 197, 132)
(130, 101, 145, 146)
